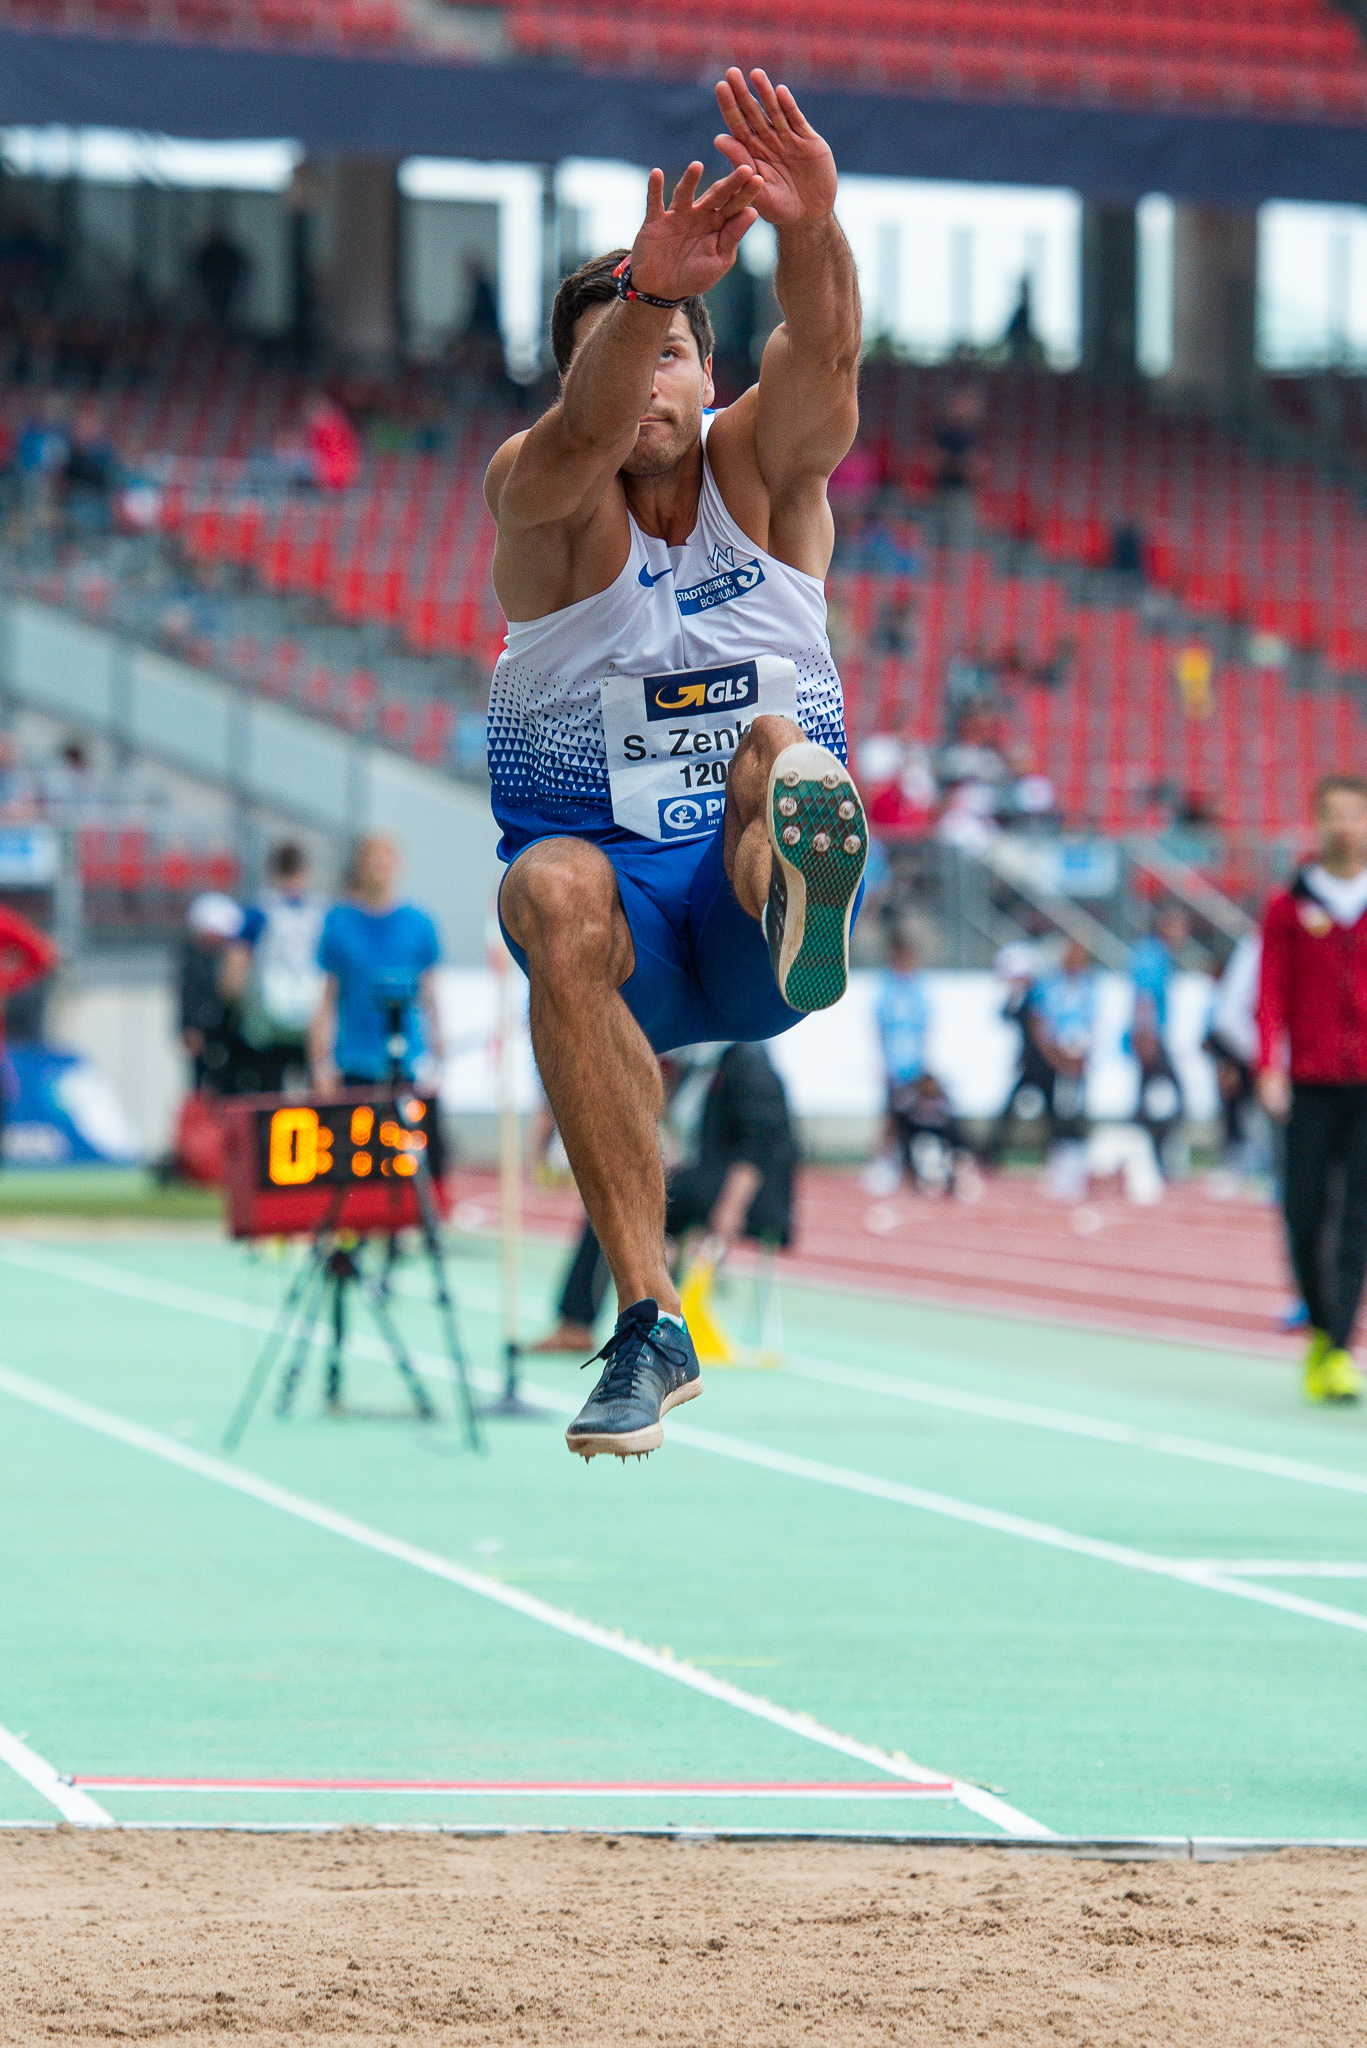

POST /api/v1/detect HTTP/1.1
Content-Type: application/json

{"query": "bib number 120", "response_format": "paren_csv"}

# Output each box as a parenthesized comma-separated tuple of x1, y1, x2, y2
(679, 759, 729, 788)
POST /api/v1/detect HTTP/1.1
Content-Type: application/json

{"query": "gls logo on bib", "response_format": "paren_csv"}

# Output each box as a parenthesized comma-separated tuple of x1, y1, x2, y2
(658, 793, 727, 839)
(643, 659, 761, 723)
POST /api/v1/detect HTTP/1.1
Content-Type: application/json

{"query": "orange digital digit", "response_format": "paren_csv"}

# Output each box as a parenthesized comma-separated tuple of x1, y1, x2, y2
(268, 1106, 320, 1185)
(394, 1154, 418, 1177)
(351, 1151, 373, 1177)
(350, 1106, 374, 1145)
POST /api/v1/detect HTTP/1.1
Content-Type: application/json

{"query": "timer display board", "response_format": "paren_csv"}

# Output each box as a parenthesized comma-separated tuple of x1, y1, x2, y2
(220, 1091, 447, 1239)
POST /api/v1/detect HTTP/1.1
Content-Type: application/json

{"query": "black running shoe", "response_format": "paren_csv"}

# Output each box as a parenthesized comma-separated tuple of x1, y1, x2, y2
(565, 1298, 701, 1461)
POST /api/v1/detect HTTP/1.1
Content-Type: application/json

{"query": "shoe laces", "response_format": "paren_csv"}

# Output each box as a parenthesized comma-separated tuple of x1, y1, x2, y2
(583, 1308, 667, 1402)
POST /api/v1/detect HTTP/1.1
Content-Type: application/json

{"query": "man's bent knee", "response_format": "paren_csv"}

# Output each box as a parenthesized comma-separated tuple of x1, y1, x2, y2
(501, 840, 634, 984)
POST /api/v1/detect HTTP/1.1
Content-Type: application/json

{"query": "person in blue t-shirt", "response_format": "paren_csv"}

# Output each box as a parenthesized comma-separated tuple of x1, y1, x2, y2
(308, 834, 442, 1088)
(1127, 904, 1189, 1170)
(1026, 939, 1096, 1187)
(873, 931, 970, 1194)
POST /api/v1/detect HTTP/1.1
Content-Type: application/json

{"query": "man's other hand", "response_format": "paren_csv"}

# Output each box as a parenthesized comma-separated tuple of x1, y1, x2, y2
(628, 160, 763, 303)
(1257, 1069, 1292, 1121)
(714, 68, 837, 229)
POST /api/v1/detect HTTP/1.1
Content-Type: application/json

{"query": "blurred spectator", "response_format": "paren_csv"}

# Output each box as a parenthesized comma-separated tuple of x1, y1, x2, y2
(984, 940, 1052, 1164)
(220, 841, 327, 1095)
(865, 738, 938, 836)
(535, 1041, 797, 1350)
(40, 739, 96, 815)
(302, 391, 361, 492)
(256, 391, 361, 494)
(1003, 276, 1043, 366)
(937, 780, 998, 853)
(1028, 937, 1096, 1200)
(1203, 929, 1263, 1175)
(310, 834, 441, 1089)
(871, 589, 915, 653)
(939, 703, 1010, 787)
(178, 891, 244, 1093)
(0, 736, 37, 821)
(932, 381, 984, 496)
(870, 931, 975, 1197)
(452, 259, 505, 384)
(0, 901, 60, 1164)
(1128, 905, 1190, 1174)
(16, 392, 68, 537)
(1256, 774, 1367, 1401)
(193, 224, 250, 331)
(63, 398, 118, 535)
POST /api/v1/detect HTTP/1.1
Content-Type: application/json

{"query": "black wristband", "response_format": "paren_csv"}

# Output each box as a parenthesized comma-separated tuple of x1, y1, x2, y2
(612, 259, 686, 311)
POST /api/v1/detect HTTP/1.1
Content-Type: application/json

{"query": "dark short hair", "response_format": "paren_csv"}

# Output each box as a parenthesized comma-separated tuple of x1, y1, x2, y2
(269, 840, 307, 879)
(550, 249, 714, 376)
(1316, 773, 1367, 809)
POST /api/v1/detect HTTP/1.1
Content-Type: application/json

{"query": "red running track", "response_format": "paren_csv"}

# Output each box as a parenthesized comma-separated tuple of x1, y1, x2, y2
(447, 1169, 1295, 1358)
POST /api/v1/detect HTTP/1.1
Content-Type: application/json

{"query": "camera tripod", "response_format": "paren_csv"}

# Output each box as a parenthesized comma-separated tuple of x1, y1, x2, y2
(223, 1022, 483, 1453)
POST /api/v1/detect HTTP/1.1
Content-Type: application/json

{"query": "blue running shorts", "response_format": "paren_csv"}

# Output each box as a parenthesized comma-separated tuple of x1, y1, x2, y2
(499, 823, 857, 1055)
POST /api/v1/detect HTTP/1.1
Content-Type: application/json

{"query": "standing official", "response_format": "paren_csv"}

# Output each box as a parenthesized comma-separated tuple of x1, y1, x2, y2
(1257, 776, 1367, 1402)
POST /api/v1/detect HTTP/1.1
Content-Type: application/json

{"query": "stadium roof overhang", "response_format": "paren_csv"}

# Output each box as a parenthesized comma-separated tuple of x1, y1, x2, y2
(1, 27, 1366, 207)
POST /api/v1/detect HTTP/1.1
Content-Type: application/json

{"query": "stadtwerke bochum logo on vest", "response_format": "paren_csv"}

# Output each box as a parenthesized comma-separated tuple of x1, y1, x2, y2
(673, 541, 765, 617)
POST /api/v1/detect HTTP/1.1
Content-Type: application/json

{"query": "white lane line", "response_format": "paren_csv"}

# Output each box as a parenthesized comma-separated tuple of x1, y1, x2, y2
(781, 1350, 1367, 1501)
(76, 1780, 956, 1802)
(1181, 1561, 1367, 1579)
(12, 1239, 1367, 1505)
(656, 1418, 1367, 1638)
(0, 1364, 1049, 1841)
(0, 1722, 111, 1825)
(10, 1244, 1367, 1648)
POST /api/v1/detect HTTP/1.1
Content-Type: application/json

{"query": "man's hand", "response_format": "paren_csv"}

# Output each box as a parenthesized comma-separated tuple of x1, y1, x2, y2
(714, 68, 837, 229)
(628, 159, 763, 303)
(1257, 1069, 1292, 1121)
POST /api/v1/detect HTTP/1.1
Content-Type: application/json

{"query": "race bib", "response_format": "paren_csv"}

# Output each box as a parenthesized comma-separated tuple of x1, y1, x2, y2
(600, 655, 798, 842)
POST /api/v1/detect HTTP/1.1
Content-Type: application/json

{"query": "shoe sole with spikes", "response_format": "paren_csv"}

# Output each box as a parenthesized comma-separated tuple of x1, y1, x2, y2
(765, 742, 867, 1013)
(565, 1378, 701, 1461)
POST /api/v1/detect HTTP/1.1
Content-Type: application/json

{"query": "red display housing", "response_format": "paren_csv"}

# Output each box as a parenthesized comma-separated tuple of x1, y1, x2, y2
(219, 1090, 448, 1240)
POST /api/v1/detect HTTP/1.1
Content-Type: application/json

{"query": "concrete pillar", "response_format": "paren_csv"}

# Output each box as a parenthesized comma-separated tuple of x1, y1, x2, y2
(1081, 203, 1137, 384)
(1168, 203, 1257, 415)
(322, 156, 399, 365)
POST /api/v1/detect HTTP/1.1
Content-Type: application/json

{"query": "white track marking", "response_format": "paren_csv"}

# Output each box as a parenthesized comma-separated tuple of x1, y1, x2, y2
(1180, 1560, 1367, 1578)
(10, 1240, 1367, 1504)
(0, 1721, 111, 1825)
(661, 1419, 1367, 1638)
(0, 1364, 1049, 1839)
(11, 1244, 1367, 1649)
(782, 1350, 1367, 1500)
(76, 1779, 955, 1801)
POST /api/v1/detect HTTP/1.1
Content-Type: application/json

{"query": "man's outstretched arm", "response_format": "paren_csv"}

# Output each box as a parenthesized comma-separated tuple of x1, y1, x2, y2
(486, 161, 762, 537)
(713, 70, 860, 518)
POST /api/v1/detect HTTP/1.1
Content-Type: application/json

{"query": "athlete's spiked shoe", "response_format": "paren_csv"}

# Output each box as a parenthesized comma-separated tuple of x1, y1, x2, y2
(565, 1298, 701, 1460)
(764, 742, 867, 1012)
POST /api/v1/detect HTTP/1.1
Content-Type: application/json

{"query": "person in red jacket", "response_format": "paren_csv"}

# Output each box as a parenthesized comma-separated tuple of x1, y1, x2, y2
(0, 901, 61, 1165)
(1257, 773, 1367, 1401)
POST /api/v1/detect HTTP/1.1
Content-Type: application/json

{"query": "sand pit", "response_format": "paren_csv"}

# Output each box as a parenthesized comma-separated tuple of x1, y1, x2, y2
(3, 1831, 1366, 2044)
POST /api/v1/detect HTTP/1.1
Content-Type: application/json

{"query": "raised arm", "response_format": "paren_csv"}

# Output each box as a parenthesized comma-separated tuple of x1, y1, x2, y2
(485, 161, 762, 541)
(713, 70, 861, 519)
